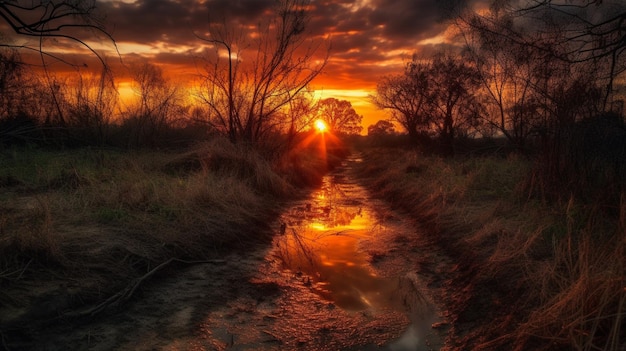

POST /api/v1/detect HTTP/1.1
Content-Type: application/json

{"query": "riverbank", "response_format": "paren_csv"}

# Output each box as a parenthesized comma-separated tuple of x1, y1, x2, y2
(1, 148, 448, 350)
(0, 137, 347, 348)
(353, 147, 625, 350)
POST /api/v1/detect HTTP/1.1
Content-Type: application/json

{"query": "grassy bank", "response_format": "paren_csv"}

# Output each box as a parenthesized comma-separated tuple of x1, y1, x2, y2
(355, 148, 625, 351)
(0, 136, 345, 338)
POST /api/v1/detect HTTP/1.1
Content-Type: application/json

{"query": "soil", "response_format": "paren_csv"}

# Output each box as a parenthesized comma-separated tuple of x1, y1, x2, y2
(2, 154, 458, 350)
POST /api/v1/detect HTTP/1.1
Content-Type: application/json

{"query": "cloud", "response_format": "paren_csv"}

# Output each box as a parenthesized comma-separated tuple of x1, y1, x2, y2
(98, 0, 208, 45)
(5, 0, 486, 89)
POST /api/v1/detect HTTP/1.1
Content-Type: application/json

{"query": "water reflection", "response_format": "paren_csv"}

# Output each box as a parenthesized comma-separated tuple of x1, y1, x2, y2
(274, 172, 431, 318)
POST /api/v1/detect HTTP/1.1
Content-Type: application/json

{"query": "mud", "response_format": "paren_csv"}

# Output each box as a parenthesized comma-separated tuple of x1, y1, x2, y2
(10, 154, 454, 350)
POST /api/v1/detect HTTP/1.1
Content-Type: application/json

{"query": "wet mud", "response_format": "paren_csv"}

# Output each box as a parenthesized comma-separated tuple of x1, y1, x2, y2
(15, 154, 452, 350)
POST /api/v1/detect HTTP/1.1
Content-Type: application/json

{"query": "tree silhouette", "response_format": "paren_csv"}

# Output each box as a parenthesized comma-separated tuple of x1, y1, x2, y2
(427, 54, 483, 155)
(467, 0, 626, 111)
(197, 0, 327, 145)
(0, 0, 114, 65)
(371, 60, 432, 144)
(316, 98, 363, 135)
(367, 120, 396, 136)
(124, 62, 184, 148)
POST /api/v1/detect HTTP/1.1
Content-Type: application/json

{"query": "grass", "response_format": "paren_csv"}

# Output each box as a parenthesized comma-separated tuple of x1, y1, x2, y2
(354, 147, 625, 351)
(0, 136, 341, 333)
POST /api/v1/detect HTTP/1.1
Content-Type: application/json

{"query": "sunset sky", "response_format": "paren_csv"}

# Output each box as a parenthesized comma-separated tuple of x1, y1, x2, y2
(6, 0, 486, 129)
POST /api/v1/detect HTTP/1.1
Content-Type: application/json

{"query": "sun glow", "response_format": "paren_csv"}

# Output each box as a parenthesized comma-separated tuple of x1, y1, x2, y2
(314, 119, 328, 133)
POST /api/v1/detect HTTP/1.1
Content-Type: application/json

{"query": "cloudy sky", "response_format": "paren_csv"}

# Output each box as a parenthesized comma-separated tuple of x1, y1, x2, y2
(90, 0, 486, 126)
(4, 0, 485, 127)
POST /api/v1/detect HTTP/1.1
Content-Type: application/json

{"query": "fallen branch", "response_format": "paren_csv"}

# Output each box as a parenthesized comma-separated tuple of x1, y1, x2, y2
(64, 257, 226, 318)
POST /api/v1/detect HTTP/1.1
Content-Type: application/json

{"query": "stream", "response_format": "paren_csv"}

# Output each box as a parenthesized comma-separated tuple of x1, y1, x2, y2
(26, 154, 448, 350)
(195, 154, 445, 350)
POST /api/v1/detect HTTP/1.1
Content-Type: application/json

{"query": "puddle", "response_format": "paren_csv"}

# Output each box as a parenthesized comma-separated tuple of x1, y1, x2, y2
(192, 155, 444, 350)
(6, 155, 447, 351)
(268, 155, 442, 350)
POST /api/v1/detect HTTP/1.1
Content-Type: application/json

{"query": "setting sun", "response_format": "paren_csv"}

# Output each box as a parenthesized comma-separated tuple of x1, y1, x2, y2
(314, 119, 328, 133)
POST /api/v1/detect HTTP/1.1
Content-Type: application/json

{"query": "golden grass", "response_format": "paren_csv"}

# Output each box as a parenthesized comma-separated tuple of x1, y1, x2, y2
(354, 147, 625, 351)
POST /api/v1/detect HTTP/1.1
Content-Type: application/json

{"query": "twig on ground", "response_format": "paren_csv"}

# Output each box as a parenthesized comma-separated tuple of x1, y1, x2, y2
(65, 257, 226, 318)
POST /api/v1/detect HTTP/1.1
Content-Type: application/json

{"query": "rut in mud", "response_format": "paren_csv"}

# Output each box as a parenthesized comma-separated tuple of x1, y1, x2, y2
(20, 154, 451, 350)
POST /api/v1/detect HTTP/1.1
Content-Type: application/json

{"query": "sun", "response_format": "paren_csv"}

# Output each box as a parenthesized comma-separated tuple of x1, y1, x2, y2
(314, 119, 327, 133)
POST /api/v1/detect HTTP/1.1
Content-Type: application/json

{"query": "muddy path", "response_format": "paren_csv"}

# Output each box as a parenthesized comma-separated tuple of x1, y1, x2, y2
(17, 154, 454, 350)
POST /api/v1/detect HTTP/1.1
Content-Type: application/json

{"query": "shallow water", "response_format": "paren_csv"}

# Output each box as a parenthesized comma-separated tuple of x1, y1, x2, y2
(256, 157, 439, 350)
(174, 154, 447, 350)
(9, 155, 446, 351)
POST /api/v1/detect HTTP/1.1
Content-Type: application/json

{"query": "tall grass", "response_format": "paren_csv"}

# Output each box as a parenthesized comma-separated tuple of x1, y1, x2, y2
(0, 137, 332, 331)
(355, 147, 625, 351)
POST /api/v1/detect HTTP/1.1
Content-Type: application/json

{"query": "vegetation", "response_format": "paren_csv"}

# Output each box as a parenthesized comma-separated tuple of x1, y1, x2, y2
(196, 0, 327, 145)
(0, 136, 347, 338)
(354, 147, 625, 350)
(315, 98, 363, 135)
(0, 0, 624, 349)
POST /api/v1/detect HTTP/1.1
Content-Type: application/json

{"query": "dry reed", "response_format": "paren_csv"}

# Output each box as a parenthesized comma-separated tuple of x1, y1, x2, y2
(354, 147, 625, 351)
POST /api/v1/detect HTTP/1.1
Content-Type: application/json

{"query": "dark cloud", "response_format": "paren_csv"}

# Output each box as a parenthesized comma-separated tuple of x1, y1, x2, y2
(98, 0, 208, 45)
(368, 0, 441, 40)
(88, 0, 488, 86)
(205, 0, 274, 21)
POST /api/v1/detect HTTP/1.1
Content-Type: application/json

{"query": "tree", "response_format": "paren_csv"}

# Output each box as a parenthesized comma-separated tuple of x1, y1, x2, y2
(124, 62, 184, 148)
(62, 68, 118, 145)
(367, 120, 396, 136)
(0, 48, 24, 121)
(0, 0, 114, 65)
(371, 59, 433, 144)
(197, 0, 327, 145)
(461, 2, 608, 149)
(372, 53, 484, 153)
(316, 98, 363, 135)
(466, 0, 626, 112)
(427, 54, 484, 155)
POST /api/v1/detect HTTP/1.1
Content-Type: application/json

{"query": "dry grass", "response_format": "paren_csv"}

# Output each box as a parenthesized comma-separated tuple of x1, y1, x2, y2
(0, 137, 331, 330)
(354, 147, 625, 351)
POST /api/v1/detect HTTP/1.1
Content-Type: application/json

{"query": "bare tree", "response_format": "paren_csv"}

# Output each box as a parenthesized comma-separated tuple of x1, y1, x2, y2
(0, 47, 24, 120)
(315, 98, 363, 135)
(461, 5, 607, 149)
(124, 62, 185, 148)
(0, 0, 114, 64)
(427, 54, 484, 155)
(371, 59, 433, 144)
(63, 67, 118, 145)
(468, 0, 626, 111)
(197, 0, 328, 145)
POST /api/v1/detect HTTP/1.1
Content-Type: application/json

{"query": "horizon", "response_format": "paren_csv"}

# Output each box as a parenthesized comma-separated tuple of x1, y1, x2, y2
(2, 0, 489, 130)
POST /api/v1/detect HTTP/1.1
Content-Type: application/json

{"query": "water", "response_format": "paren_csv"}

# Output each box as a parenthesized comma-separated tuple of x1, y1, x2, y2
(193, 154, 443, 350)
(270, 155, 442, 350)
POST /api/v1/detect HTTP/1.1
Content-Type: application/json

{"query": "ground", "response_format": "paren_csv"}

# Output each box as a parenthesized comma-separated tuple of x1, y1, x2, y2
(2, 154, 457, 350)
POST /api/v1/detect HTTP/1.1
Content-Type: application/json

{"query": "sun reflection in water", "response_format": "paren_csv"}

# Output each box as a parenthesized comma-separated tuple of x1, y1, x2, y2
(274, 175, 399, 312)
